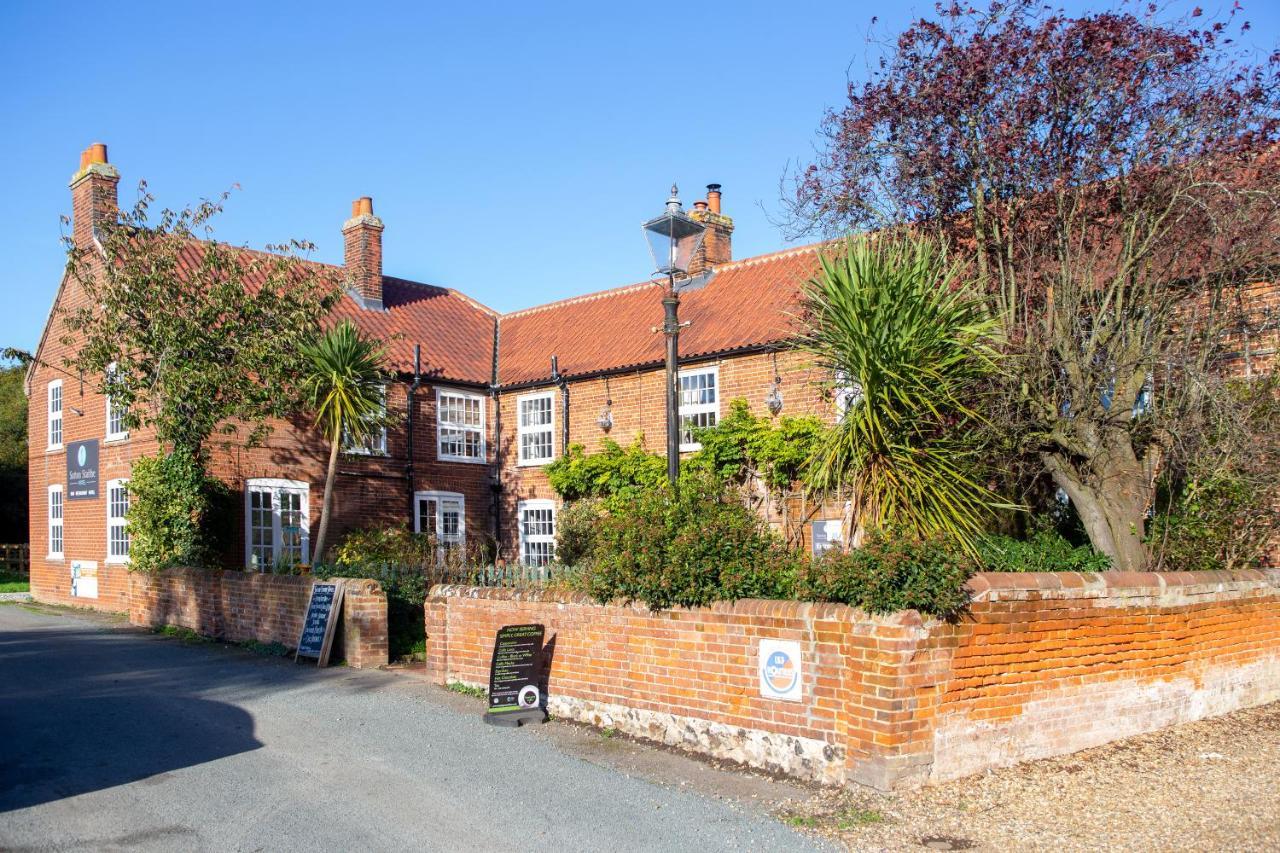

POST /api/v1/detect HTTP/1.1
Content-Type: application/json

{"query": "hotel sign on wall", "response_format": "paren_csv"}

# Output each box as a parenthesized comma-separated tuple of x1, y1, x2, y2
(66, 439, 99, 500)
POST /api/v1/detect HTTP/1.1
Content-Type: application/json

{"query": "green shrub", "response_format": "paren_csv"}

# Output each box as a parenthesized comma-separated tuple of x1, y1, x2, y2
(554, 498, 605, 567)
(323, 526, 496, 659)
(976, 527, 1110, 573)
(798, 532, 973, 620)
(126, 447, 220, 572)
(546, 437, 667, 505)
(580, 470, 800, 610)
(1148, 472, 1279, 572)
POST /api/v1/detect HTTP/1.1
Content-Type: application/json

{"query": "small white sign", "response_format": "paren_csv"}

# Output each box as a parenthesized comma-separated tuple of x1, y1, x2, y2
(759, 639, 803, 701)
(71, 560, 99, 599)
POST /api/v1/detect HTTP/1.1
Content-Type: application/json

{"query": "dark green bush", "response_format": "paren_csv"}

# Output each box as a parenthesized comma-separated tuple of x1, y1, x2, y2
(579, 471, 800, 610)
(322, 526, 493, 659)
(798, 532, 973, 620)
(976, 527, 1110, 573)
(554, 498, 605, 567)
(127, 447, 223, 572)
(1148, 472, 1279, 572)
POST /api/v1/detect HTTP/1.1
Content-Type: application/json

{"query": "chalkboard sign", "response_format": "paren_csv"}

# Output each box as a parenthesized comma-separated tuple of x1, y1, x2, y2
(483, 623, 547, 727)
(295, 581, 345, 666)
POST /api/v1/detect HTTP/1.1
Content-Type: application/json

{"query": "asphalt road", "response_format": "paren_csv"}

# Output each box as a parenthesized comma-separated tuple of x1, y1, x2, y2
(0, 603, 825, 852)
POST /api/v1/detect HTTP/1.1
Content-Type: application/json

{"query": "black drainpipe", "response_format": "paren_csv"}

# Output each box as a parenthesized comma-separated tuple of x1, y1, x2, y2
(406, 344, 422, 527)
(489, 317, 503, 558)
(551, 355, 569, 455)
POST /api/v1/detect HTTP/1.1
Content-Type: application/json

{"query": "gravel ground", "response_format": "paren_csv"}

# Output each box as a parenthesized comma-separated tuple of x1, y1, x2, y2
(777, 701, 1280, 852)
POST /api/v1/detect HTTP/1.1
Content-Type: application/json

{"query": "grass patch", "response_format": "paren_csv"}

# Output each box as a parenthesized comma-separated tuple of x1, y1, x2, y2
(154, 625, 210, 644)
(446, 681, 487, 699)
(837, 808, 885, 829)
(601, 726, 618, 739)
(0, 570, 29, 593)
(240, 639, 290, 657)
(786, 815, 818, 828)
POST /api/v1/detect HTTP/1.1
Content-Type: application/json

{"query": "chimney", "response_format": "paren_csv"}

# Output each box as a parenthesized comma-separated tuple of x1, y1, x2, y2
(69, 142, 120, 248)
(688, 183, 733, 275)
(342, 196, 385, 309)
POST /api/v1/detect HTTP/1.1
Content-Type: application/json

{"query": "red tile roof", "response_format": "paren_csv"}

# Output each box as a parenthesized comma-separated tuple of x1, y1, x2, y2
(495, 244, 824, 386)
(146, 237, 824, 389)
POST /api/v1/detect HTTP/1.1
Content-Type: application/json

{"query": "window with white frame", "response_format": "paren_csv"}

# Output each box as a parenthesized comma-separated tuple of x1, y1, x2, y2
(437, 388, 485, 462)
(834, 370, 864, 422)
(105, 363, 128, 442)
(678, 366, 719, 450)
(48, 380, 63, 449)
(245, 479, 309, 570)
(342, 385, 388, 455)
(107, 479, 130, 563)
(415, 491, 465, 561)
(517, 391, 554, 465)
(48, 485, 64, 558)
(518, 500, 556, 567)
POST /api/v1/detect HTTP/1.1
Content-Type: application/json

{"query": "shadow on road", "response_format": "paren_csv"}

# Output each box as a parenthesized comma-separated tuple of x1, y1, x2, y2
(0, 621, 265, 812)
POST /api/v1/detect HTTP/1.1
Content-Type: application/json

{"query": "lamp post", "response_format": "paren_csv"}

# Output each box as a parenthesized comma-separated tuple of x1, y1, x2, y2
(642, 185, 705, 486)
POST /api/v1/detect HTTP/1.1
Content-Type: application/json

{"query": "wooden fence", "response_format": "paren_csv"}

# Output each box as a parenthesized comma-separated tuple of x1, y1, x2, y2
(0, 544, 30, 578)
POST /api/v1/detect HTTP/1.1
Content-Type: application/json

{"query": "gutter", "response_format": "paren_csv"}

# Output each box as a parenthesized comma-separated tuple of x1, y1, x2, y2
(405, 344, 423, 525)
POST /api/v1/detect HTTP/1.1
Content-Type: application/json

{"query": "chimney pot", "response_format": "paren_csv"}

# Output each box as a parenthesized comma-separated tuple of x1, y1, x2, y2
(88, 143, 108, 164)
(79, 149, 91, 171)
(706, 184, 722, 214)
(693, 200, 708, 211)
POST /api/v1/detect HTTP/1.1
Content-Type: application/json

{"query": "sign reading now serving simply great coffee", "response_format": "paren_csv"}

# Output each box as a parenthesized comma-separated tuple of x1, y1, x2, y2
(66, 439, 99, 500)
(484, 623, 547, 726)
(295, 581, 345, 666)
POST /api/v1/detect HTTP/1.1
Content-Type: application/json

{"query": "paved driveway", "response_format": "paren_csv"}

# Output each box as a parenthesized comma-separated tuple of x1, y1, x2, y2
(0, 604, 825, 852)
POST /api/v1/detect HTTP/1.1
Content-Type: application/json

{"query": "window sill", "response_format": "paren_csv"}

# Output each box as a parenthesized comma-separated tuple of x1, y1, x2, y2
(105, 557, 130, 566)
(438, 455, 486, 465)
(679, 444, 702, 453)
(47, 554, 64, 561)
(47, 445, 64, 454)
(105, 433, 130, 444)
(517, 458, 554, 468)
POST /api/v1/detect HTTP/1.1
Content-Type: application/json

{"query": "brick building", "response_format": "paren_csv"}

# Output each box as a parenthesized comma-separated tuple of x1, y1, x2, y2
(26, 145, 849, 612)
(28, 144, 1279, 612)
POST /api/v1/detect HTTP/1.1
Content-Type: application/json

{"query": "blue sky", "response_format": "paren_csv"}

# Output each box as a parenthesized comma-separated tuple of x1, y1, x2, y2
(2, 1, 1276, 355)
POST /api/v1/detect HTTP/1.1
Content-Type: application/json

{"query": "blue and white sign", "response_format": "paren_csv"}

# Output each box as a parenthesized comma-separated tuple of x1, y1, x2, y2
(66, 439, 100, 500)
(759, 639, 802, 701)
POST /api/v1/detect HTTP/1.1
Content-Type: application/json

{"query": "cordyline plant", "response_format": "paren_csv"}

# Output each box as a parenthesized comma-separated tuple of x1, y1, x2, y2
(61, 185, 342, 461)
(300, 320, 388, 564)
(799, 234, 1006, 553)
(786, 0, 1280, 570)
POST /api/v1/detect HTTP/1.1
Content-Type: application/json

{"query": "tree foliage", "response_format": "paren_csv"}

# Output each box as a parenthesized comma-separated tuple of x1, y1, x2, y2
(62, 186, 342, 460)
(0, 362, 28, 542)
(126, 447, 224, 572)
(691, 399, 824, 494)
(799, 235, 1005, 551)
(787, 0, 1280, 569)
(546, 436, 667, 505)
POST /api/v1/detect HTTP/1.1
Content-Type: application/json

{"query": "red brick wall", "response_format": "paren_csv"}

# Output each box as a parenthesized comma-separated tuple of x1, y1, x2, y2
(128, 568, 388, 669)
(425, 570, 1280, 789)
(495, 347, 843, 558)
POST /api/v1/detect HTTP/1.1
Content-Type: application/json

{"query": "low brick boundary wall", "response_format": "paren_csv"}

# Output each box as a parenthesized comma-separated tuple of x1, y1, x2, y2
(129, 569, 388, 669)
(425, 570, 1280, 789)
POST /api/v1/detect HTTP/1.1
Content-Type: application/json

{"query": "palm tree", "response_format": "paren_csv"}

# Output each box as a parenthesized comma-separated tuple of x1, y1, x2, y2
(300, 320, 387, 565)
(800, 234, 1005, 552)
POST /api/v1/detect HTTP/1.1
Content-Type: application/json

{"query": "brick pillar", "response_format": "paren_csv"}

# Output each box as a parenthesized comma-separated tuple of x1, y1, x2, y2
(424, 595, 449, 684)
(341, 578, 389, 669)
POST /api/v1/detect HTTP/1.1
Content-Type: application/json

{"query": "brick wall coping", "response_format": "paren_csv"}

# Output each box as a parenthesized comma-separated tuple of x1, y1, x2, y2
(965, 568, 1280, 599)
(153, 567, 384, 597)
(427, 583, 923, 627)
(431, 569, 1280, 617)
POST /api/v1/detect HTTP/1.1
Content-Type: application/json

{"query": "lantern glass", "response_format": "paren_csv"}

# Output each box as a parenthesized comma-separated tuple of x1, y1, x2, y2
(642, 192, 706, 275)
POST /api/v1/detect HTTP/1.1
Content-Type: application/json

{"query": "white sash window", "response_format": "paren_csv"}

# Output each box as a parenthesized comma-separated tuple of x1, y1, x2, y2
(245, 479, 310, 570)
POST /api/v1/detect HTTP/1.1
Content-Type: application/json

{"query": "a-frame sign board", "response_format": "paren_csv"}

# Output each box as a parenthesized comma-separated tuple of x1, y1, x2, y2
(295, 580, 346, 667)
